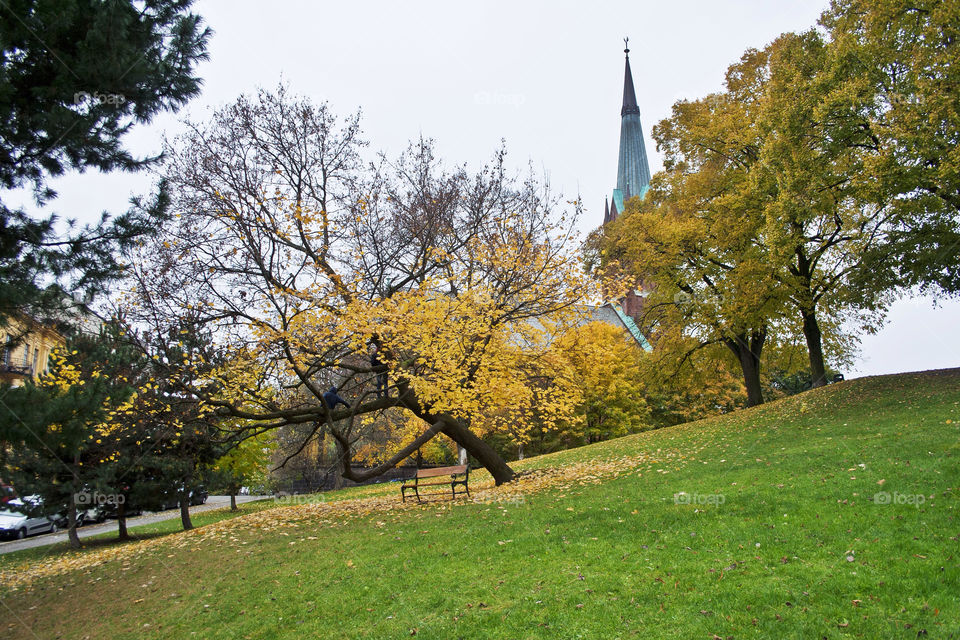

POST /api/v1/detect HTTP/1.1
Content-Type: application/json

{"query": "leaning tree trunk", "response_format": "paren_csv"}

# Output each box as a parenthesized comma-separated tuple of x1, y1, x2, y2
(333, 412, 516, 486)
(801, 308, 828, 388)
(439, 417, 515, 484)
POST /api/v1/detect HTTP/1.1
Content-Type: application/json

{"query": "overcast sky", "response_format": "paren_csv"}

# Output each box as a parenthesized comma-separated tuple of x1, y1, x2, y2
(12, 0, 959, 378)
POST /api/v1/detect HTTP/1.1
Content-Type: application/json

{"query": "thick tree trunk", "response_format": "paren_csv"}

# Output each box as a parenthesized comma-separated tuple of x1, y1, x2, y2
(801, 309, 828, 388)
(179, 493, 193, 530)
(439, 418, 514, 485)
(725, 329, 766, 408)
(117, 501, 129, 541)
(330, 385, 516, 486)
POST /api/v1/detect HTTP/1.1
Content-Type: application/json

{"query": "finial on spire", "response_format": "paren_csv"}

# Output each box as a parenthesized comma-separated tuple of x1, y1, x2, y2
(624, 37, 630, 56)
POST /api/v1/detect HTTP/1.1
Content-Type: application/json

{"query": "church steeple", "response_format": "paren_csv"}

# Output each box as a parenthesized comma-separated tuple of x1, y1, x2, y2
(607, 38, 652, 224)
(621, 44, 640, 117)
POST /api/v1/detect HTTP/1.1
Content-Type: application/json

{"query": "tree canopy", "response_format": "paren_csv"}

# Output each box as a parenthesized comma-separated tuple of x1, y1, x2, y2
(0, 0, 210, 326)
(123, 86, 588, 485)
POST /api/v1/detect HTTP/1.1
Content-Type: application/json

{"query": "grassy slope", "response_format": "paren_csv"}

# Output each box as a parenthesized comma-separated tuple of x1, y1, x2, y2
(1, 369, 958, 639)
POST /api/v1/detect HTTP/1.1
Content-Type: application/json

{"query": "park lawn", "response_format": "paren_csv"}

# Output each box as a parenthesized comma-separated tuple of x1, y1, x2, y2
(1, 369, 958, 639)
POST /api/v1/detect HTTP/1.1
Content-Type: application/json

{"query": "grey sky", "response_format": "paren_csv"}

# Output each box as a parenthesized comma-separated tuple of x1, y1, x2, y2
(10, 0, 958, 378)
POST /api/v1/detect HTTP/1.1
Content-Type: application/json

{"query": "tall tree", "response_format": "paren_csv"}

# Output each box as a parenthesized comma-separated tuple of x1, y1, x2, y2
(124, 87, 585, 486)
(820, 0, 960, 294)
(0, 0, 210, 327)
(601, 57, 784, 406)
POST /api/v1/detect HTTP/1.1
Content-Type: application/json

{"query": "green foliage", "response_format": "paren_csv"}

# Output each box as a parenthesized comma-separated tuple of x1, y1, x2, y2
(0, 0, 209, 323)
(209, 431, 276, 495)
(821, 0, 960, 294)
(0, 323, 142, 531)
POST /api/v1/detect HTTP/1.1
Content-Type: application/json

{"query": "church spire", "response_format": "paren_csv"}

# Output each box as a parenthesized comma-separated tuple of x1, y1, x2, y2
(621, 39, 640, 117)
(611, 36, 651, 217)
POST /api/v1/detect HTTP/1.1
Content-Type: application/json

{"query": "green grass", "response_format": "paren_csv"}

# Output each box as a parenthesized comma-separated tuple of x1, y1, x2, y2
(2, 369, 958, 639)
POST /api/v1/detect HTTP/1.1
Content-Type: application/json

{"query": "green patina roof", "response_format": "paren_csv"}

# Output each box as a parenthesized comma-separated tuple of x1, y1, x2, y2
(610, 303, 652, 352)
(615, 47, 651, 204)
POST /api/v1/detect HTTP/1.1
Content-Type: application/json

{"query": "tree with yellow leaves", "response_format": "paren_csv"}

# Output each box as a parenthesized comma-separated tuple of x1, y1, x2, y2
(0, 323, 159, 547)
(124, 86, 586, 486)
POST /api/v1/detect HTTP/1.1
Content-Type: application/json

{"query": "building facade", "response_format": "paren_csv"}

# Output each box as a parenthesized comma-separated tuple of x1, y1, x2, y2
(0, 319, 64, 386)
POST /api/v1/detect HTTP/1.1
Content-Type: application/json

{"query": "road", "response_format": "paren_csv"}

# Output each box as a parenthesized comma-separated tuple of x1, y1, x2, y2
(0, 495, 269, 555)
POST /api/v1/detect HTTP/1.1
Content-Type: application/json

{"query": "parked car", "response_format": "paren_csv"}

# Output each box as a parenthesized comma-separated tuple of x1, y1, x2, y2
(190, 485, 208, 506)
(0, 496, 62, 539)
(159, 484, 208, 510)
(76, 504, 108, 527)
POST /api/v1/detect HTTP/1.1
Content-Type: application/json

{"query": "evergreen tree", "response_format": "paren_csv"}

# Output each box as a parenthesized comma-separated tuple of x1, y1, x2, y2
(0, 0, 210, 326)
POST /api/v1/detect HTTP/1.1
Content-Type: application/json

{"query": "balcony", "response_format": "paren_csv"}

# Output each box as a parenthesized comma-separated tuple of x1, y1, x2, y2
(0, 363, 32, 377)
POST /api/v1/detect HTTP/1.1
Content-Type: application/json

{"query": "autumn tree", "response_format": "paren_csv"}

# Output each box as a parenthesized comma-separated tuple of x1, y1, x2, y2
(599, 74, 783, 406)
(124, 86, 585, 486)
(550, 322, 650, 447)
(599, 25, 919, 396)
(820, 0, 960, 294)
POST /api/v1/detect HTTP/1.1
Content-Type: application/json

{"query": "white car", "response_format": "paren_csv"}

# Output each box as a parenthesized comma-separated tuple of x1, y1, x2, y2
(0, 497, 62, 540)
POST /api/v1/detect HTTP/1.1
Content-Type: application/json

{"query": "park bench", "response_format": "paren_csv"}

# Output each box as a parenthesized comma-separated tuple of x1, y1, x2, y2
(401, 465, 470, 503)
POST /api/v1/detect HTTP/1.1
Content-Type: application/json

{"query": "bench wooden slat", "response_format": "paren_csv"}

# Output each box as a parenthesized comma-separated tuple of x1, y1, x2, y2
(414, 465, 467, 479)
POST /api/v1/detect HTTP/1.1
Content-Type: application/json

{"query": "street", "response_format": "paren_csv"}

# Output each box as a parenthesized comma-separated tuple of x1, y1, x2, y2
(0, 495, 269, 554)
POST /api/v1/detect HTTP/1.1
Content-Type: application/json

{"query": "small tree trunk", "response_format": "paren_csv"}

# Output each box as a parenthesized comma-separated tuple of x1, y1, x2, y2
(117, 501, 129, 541)
(517, 443, 524, 460)
(801, 309, 828, 388)
(229, 486, 238, 511)
(179, 493, 193, 530)
(67, 494, 81, 549)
